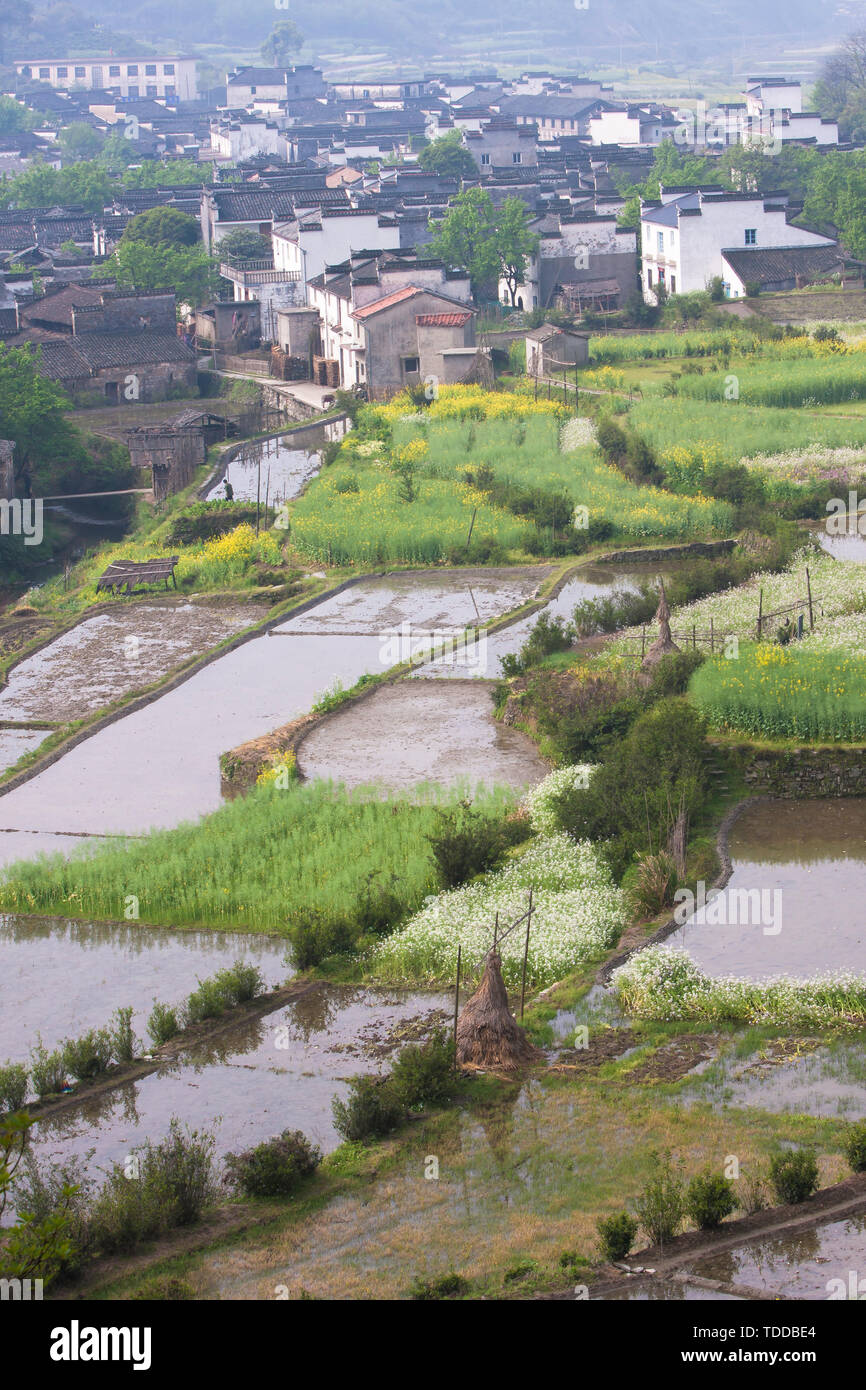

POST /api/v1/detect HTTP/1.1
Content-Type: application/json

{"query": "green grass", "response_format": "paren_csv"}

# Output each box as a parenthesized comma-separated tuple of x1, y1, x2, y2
(668, 354, 866, 408)
(689, 641, 866, 742)
(0, 780, 517, 932)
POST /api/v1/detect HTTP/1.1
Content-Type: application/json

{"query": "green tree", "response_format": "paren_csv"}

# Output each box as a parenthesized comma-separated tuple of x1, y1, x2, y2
(496, 196, 539, 306)
(813, 30, 866, 142)
(262, 21, 304, 66)
(0, 95, 37, 135)
(0, 343, 77, 483)
(58, 122, 102, 160)
(217, 228, 272, 262)
(121, 207, 201, 249)
(427, 187, 500, 298)
(417, 130, 477, 180)
(96, 239, 219, 307)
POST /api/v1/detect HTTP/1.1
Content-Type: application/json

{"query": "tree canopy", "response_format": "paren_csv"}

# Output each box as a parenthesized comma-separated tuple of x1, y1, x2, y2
(427, 188, 538, 301)
(417, 130, 477, 180)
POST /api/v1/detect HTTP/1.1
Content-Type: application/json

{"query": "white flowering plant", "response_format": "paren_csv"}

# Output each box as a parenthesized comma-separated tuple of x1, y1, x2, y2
(524, 765, 595, 835)
(372, 833, 627, 990)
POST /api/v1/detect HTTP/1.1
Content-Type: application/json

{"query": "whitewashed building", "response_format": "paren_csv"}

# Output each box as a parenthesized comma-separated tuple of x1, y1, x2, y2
(272, 208, 401, 301)
(640, 188, 836, 301)
(15, 56, 196, 101)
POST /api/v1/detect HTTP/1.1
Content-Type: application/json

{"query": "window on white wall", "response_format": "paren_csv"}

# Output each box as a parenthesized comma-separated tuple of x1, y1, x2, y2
(657, 231, 664, 254)
(745, 228, 757, 244)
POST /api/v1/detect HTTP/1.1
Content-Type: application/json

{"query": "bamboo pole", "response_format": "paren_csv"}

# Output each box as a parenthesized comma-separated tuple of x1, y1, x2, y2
(520, 889, 533, 1021)
(452, 944, 461, 1068)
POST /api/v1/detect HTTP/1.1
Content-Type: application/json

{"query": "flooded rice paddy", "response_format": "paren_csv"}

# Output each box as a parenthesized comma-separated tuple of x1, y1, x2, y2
(0, 603, 268, 726)
(682, 1214, 866, 1299)
(0, 729, 48, 775)
(27, 986, 452, 1173)
(298, 681, 549, 790)
(675, 798, 866, 978)
(682, 1036, 866, 1120)
(0, 915, 289, 1063)
(206, 436, 321, 505)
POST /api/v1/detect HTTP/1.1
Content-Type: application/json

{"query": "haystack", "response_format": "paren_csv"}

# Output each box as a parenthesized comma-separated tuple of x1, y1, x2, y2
(641, 579, 680, 669)
(456, 950, 541, 1072)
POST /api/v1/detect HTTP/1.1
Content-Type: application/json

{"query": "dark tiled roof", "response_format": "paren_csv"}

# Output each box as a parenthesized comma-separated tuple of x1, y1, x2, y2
(720, 245, 845, 284)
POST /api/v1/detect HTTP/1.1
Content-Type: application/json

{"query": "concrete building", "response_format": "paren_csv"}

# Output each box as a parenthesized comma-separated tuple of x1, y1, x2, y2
(589, 104, 679, 147)
(640, 187, 836, 301)
(224, 66, 329, 107)
(307, 251, 472, 393)
(525, 324, 588, 376)
(14, 56, 196, 102)
(464, 119, 539, 174)
(501, 211, 637, 311)
(272, 208, 401, 300)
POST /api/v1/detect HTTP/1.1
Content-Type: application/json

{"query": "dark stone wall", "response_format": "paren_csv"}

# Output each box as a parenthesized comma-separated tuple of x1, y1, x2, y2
(735, 745, 866, 798)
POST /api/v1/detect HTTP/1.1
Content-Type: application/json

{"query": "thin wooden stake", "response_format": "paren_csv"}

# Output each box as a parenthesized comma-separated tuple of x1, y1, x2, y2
(806, 566, 814, 630)
(710, 616, 714, 652)
(757, 587, 763, 640)
(520, 888, 533, 1021)
(465, 506, 477, 550)
(453, 944, 461, 1068)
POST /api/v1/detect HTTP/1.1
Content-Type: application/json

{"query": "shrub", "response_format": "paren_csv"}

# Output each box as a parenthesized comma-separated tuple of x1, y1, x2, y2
(11, 1150, 95, 1276)
(737, 1168, 769, 1215)
(184, 976, 227, 1024)
(597, 1210, 639, 1261)
(629, 852, 678, 919)
(29, 1042, 66, 1097)
(212, 961, 265, 1007)
(60, 1028, 113, 1082)
(89, 1170, 163, 1254)
(503, 1258, 537, 1285)
(426, 804, 508, 889)
(500, 612, 575, 676)
(109, 1006, 137, 1064)
(388, 1029, 456, 1109)
(139, 1119, 219, 1228)
(147, 1001, 180, 1047)
(769, 1150, 819, 1205)
(331, 1076, 403, 1143)
(685, 1168, 737, 1230)
(0, 1062, 28, 1113)
(409, 1272, 469, 1299)
(634, 1152, 686, 1246)
(224, 1130, 322, 1198)
(843, 1121, 866, 1173)
(288, 910, 356, 970)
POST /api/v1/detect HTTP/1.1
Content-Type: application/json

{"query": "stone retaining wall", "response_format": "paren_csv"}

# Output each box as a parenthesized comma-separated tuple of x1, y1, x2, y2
(732, 743, 866, 798)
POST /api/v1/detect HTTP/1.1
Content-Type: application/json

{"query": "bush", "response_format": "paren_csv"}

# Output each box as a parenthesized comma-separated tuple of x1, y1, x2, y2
(224, 1130, 322, 1197)
(29, 1042, 66, 1098)
(389, 1030, 456, 1109)
(635, 1152, 686, 1246)
(288, 909, 357, 970)
(331, 1076, 403, 1143)
(500, 612, 575, 676)
(140, 1119, 219, 1228)
(409, 1272, 469, 1300)
(184, 976, 227, 1024)
(89, 1170, 163, 1254)
(11, 1150, 95, 1276)
(109, 1006, 137, 1064)
(551, 699, 708, 880)
(685, 1168, 737, 1230)
(843, 1121, 866, 1173)
(597, 1211, 639, 1262)
(769, 1149, 819, 1205)
(629, 852, 678, 919)
(147, 1001, 180, 1047)
(426, 805, 509, 889)
(213, 961, 265, 1007)
(0, 1062, 28, 1113)
(60, 1028, 113, 1082)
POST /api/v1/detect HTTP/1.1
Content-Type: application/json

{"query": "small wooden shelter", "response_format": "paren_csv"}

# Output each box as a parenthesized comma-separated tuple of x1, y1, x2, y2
(96, 557, 179, 595)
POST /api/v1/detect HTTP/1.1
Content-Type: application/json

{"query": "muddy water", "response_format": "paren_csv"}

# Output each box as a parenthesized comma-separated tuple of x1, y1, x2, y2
(598, 1280, 741, 1301)
(298, 681, 549, 791)
(683, 1038, 866, 1120)
(0, 603, 268, 725)
(814, 529, 866, 563)
(28, 986, 450, 1173)
(207, 437, 321, 505)
(683, 1214, 866, 1298)
(0, 569, 548, 862)
(0, 729, 47, 775)
(412, 564, 646, 679)
(0, 915, 289, 1064)
(675, 798, 866, 978)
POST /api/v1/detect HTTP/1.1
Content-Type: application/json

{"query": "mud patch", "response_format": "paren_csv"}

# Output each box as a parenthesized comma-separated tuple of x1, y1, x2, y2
(549, 1027, 639, 1072)
(0, 603, 269, 724)
(297, 681, 549, 790)
(622, 1034, 718, 1084)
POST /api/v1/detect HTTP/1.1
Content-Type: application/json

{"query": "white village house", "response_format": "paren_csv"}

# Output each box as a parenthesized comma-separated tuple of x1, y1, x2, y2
(640, 187, 837, 301)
